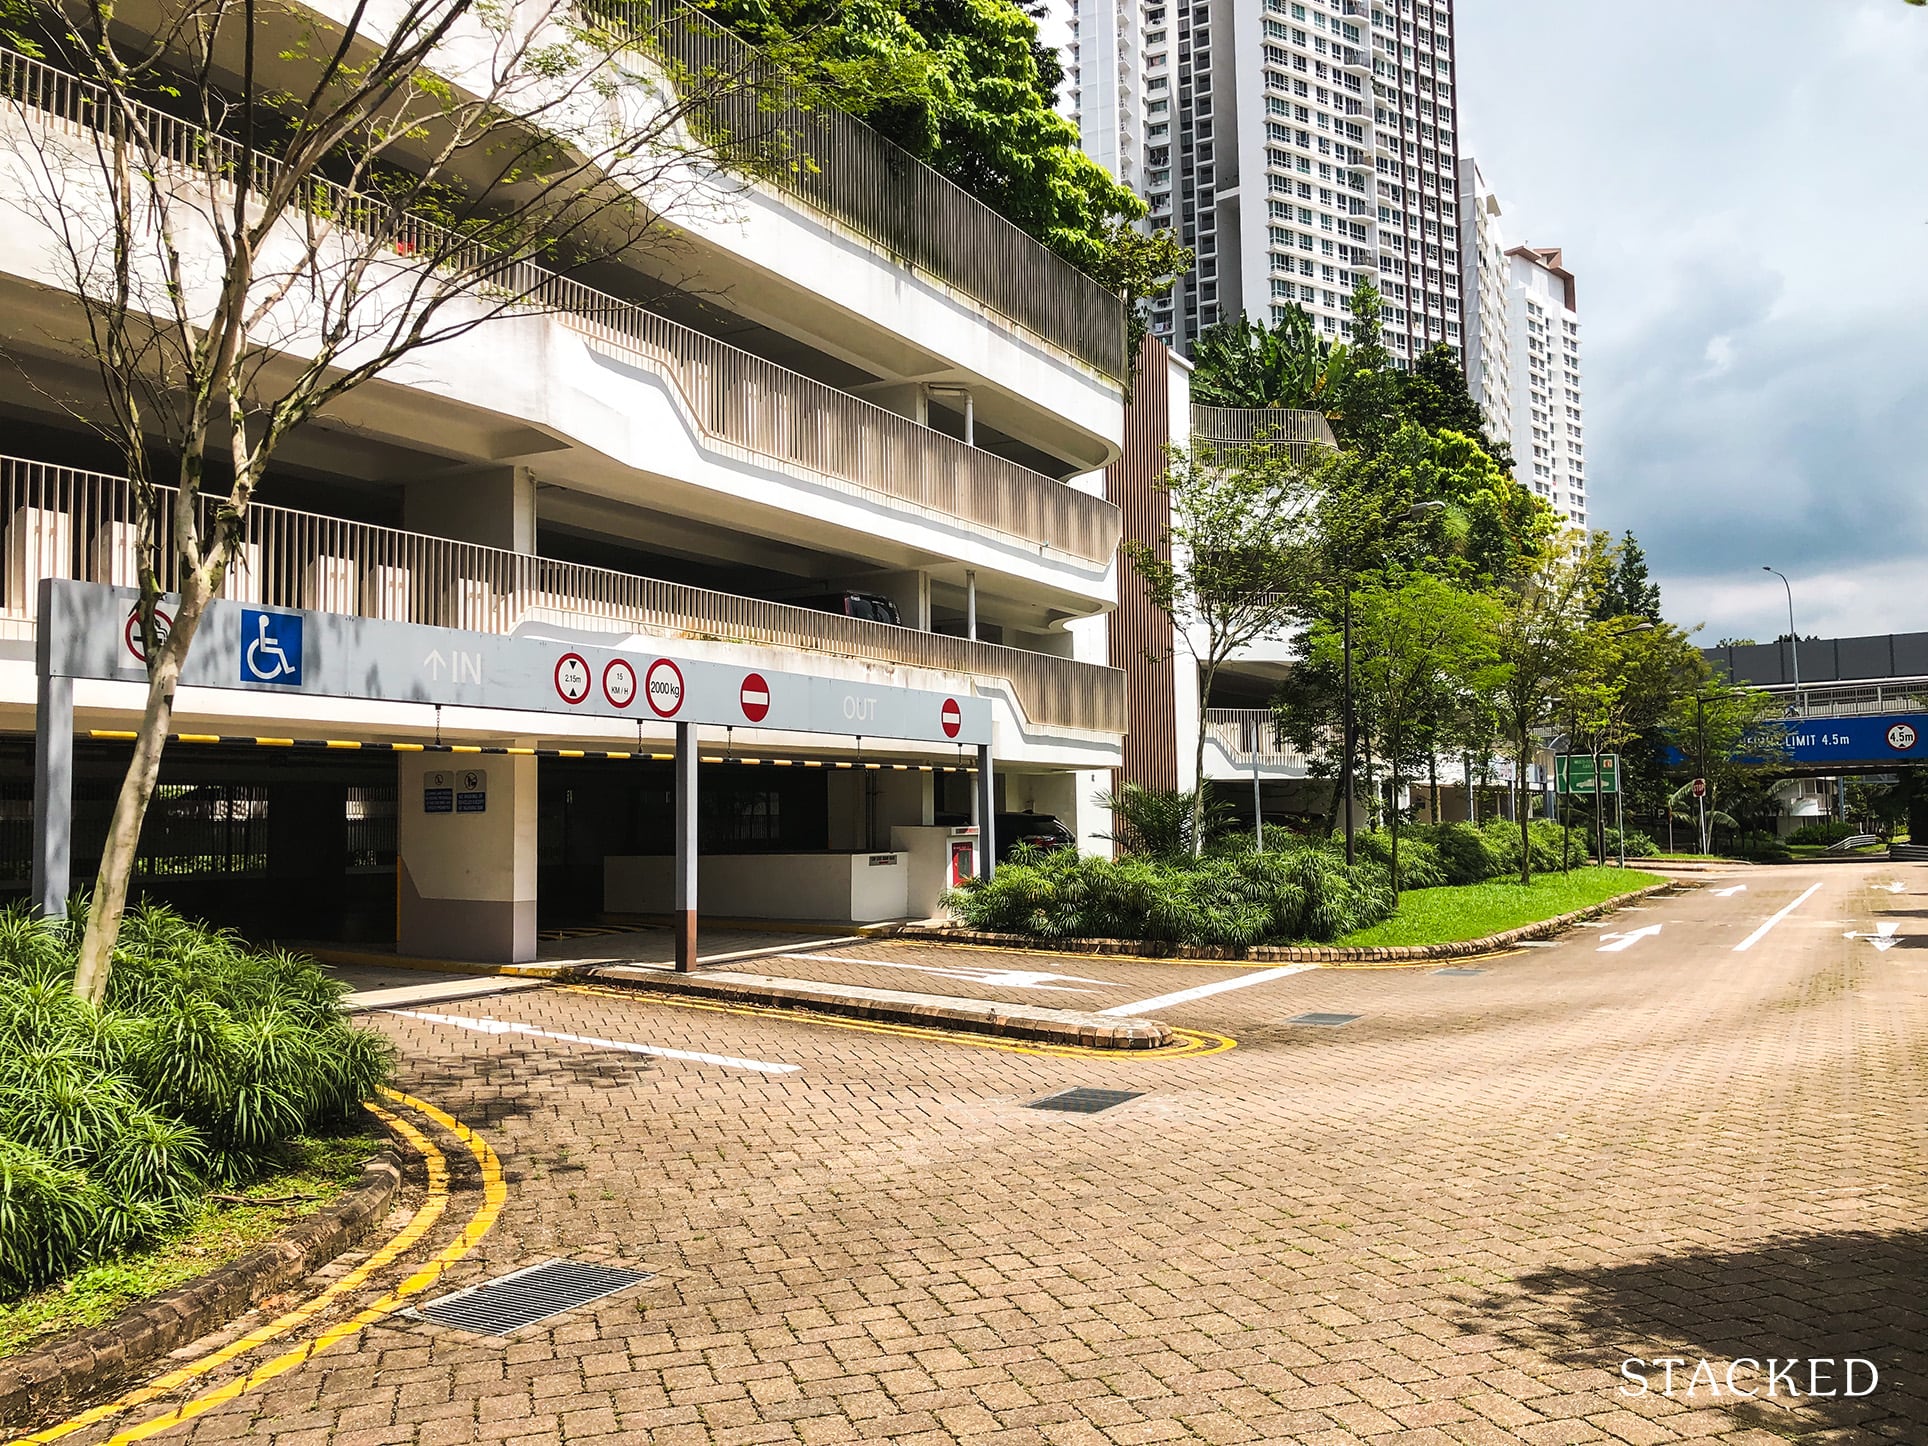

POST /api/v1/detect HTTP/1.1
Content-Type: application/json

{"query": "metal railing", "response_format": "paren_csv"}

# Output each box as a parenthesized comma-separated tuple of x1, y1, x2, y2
(1204, 708, 1307, 768)
(1189, 406, 1335, 452)
(583, 0, 1128, 380)
(1745, 683, 1928, 721)
(0, 456, 1127, 735)
(0, 47, 1122, 566)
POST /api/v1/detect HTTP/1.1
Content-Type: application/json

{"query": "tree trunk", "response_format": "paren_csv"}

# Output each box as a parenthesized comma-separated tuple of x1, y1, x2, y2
(1463, 751, 1475, 825)
(1191, 663, 1214, 858)
(1389, 760, 1402, 899)
(1428, 748, 1438, 826)
(71, 586, 208, 1003)
(1517, 744, 1534, 885)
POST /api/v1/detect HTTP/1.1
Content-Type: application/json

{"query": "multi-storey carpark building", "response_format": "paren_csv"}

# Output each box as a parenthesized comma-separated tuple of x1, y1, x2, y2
(0, 8, 1140, 957)
(1069, 0, 1461, 366)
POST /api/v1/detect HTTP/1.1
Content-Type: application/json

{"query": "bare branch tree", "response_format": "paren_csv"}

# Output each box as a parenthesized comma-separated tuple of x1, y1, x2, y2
(0, 0, 812, 1000)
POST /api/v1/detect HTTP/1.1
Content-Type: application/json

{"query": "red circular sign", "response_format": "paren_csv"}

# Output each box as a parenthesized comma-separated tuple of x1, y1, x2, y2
(941, 697, 962, 739)
(739, 672, 770, 723)
(602, 658, 638, 709)
(123, 605, 173, 664)
(645, 658, 685, 717)
(554, 653, 591, 704)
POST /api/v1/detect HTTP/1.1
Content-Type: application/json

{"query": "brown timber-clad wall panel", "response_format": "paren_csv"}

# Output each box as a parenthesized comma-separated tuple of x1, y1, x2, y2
(1106, 338, 1180, 792)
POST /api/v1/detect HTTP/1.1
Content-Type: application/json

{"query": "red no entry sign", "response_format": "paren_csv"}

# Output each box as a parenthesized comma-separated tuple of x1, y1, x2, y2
(740, 672, 770, 723)
(941, 697, 962, 739)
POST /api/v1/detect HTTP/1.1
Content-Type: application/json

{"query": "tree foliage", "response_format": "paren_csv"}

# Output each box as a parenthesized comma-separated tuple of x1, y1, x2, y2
(1188, 306, 1349, 414)
(1125, 440, 1323, 852)
(1595, 531, 1664, 622)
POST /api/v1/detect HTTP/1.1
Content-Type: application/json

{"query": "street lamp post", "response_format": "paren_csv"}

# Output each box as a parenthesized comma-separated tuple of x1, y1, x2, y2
(1762, 566, 1802, 718)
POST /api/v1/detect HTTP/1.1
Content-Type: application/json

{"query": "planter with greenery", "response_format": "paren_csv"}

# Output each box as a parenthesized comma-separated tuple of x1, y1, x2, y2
(0, 905, 392, 1298)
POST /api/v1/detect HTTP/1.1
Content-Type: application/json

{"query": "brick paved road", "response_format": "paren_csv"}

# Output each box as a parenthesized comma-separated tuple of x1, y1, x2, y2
(61, 862, 1928, 1444)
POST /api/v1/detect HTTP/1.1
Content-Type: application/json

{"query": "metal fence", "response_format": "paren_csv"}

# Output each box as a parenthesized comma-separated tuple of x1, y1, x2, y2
(1205, 709, 1308, 769)
(1189, 407, 1335, 451)
(1748, 683, 1928, 720)
(582, 0, 1127, 381)
(0, 47, 1121, 566)
(0, 455, 1127, 735)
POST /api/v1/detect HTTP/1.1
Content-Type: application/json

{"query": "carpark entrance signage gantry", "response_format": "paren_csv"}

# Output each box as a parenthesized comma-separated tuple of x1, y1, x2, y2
(32, 580, 996, 969)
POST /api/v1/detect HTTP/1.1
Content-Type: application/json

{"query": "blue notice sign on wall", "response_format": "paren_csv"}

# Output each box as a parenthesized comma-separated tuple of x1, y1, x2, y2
(239, 608, 303, 686)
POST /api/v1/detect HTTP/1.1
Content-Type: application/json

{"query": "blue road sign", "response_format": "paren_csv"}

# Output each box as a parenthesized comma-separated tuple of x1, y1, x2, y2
(239, 608, 303, 686)
(1778, 714, 1925, 765)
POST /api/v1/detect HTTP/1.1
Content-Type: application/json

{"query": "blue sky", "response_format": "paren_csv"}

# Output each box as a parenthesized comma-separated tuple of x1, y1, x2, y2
(1454, 0, 1928, 643)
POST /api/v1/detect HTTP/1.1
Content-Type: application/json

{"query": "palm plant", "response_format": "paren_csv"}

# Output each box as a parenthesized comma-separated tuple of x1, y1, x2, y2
(1190, 306, 1350, 415)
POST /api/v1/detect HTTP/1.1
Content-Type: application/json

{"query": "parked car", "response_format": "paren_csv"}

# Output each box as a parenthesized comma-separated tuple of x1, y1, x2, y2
(937, 811, 1076, 863)
(792, 591, 903, 626)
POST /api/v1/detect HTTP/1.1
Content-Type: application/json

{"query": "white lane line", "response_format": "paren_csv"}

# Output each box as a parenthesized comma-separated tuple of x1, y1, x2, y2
(386, 1008, 800, 1074)
(1733, 882, 1825, 953)
(776, 956, 1107, 993)
(1099, 963, 1321, 1018)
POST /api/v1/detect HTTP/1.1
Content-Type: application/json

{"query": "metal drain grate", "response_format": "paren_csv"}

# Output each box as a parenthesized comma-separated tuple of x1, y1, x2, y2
(1026, 1087, 1142, 1114)
(409, 1259, 654, 1336)
(1433, 967, 1485, 976)
(1288, 1012, 1360, 1027)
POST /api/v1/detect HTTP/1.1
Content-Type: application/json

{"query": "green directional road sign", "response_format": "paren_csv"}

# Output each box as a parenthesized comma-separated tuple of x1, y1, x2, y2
(1556, 753, 1620, 795)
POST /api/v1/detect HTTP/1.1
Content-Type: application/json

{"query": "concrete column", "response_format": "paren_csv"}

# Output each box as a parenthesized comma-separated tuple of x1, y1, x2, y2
(397, 753, 537, 963)
(976, 744, 996, 881)
(31, 670, 72, 918)
(856, 382, 928, 426)
(966, 570, 977, 641)
(869, 571, 932, 631)
(404, 465, 536, 552)
(674, 721, 698, 971)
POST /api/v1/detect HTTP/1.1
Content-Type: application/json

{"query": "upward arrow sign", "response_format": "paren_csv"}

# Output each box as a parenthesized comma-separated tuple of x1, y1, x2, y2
(1874, 881, 1906, 894)
(424, 649, 448, 680)
(1598, 924, 1663, 953)
(1712, 883, 1748, 897)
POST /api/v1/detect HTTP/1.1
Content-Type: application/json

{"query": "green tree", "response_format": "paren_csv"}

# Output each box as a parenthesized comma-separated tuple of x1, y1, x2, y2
(1126, 440, 1323, 854)
(1189, 307, 1350, 414)
(1595, 531, 1664, 622)
(1397, 343, 1512, 470)
(703, 0, 1180, 299)
(1491, 534, 1610, 883)
(1306, 572, 1500, 893)
(1330, 279, 1401, 455)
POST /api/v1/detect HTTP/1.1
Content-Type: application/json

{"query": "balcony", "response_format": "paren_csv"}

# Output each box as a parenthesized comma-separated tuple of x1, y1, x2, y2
(582, 0, 1127, 381)
(1204, 709, 1308, 774)
(1189, 407, 1335, 456)
(0, 49, 1122, 569)
(0, 457, 1127, 736)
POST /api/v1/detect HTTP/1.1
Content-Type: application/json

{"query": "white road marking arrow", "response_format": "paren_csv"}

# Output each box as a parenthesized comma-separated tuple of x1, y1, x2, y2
(1842, 922, 1902, 952)
(1712, 884, 1748, 897)
(1874, 881, 1906, 894)
(1597, 924, 1663, 953)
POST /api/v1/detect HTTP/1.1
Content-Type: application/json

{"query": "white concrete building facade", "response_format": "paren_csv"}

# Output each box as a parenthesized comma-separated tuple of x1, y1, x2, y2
(1071, 0, 1463, 367)
(0, 11, 1133, 952)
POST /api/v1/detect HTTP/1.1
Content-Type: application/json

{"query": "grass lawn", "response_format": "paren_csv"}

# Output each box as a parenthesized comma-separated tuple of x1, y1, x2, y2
(1337, 866, 1669, 948)
(0, 1130, 385, 1359)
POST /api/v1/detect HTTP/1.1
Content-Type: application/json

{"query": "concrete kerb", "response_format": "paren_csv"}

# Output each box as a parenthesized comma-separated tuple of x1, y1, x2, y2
(0, 1143, 403, 1428)
(875, 880, 1695, 967)
(582, 966, 1175, 1050)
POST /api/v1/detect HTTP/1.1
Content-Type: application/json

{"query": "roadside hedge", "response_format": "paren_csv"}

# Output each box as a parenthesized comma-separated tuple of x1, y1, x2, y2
(948, 816, 1639, 948)
(0, 905, 392, 1294)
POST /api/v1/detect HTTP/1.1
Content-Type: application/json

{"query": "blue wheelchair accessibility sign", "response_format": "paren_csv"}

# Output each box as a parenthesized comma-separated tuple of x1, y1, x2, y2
(240, 609, 303, 686)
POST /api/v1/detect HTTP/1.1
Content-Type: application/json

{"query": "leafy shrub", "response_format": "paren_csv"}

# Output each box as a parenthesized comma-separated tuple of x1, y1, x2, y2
(1785, 820, 1863, 846)
(949, 843, 1394, 947)
(1097, 785, 1235, 858)
(1602, 828, 1660, 859)
(1352, 831, 1448, 891)
(0, 904, 392, 1293)
(1413, 823, 1506, 885)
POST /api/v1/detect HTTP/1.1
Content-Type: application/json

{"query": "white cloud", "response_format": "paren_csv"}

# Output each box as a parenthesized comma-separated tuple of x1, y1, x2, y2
(1455, 0, 1928, 644)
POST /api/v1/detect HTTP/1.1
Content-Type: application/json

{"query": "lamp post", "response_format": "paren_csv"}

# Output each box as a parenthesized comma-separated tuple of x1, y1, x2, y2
(1601, 620, 1655, 866)
(1339, 500, 1446, 867)
(1762, 566, 1802, 717)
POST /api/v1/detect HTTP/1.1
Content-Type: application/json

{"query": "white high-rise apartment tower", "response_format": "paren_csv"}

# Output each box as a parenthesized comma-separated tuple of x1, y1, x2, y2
(1454, 158, 1589, 527)
(1069, 0, 1463, 366)
(1505, 245, 1587, 526)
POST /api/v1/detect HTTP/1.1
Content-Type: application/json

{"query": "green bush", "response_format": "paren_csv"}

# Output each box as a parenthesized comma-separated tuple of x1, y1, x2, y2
(1785, 820, 1863, 846)
(949, 843, 1394, 947)
(1406, 823, 1504, 885)
(1603, 828, 1660, 859)
(0, 904, 392, 1294)
(1352, 831, 1448, 891)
